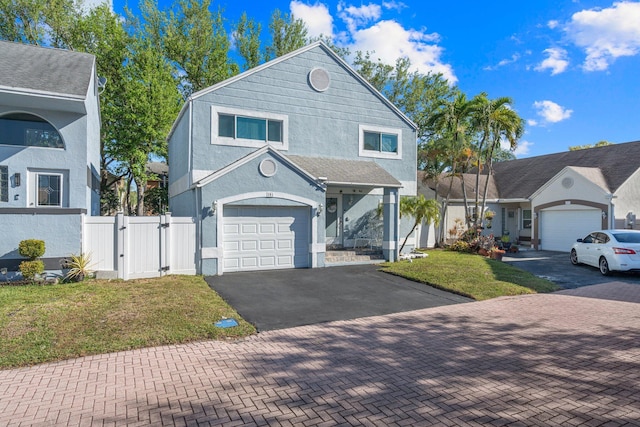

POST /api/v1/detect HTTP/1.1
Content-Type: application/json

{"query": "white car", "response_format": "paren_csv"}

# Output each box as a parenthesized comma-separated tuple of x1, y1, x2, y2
(570, 230, 640, 275)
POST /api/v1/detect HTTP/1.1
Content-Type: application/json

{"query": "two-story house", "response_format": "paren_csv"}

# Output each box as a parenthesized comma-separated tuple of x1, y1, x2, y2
(168, 42, 418, 275)
(0, 41, 101, 276)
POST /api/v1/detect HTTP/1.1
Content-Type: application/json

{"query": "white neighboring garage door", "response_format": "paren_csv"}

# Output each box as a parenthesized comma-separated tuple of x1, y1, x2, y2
(223, 206, 310, 272)
(540, 209, 601, 252)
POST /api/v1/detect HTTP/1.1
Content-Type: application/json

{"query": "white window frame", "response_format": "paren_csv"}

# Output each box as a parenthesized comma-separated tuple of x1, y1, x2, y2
(28, 169, 67, 208)
(358, 124, 402, 159)
(211, 106, 288, 150)
(522, 209, 532, 229)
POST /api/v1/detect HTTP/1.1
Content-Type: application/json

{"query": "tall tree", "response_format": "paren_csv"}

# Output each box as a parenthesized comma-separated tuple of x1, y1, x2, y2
(0, 0, 80, 46)
(233, 12, 262, 70)
(160, 0, 238, 97)
(265, 9, 308, 60)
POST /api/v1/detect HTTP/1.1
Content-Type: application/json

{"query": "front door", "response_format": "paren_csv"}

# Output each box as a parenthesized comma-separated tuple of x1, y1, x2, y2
(325, 195, 343, 246)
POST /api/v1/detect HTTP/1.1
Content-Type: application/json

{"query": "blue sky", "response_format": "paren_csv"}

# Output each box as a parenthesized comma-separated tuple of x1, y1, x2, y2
(109, 0, 640, 158)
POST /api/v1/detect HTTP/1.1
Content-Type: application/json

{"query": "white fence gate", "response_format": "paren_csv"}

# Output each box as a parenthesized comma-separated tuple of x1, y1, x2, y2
(83, 213, 196, 280)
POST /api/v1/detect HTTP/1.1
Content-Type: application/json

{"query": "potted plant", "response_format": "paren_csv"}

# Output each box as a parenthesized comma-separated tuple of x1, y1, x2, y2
(500, 234, 511, 250)
(484, 210, 495, 229)
(62, 253, 94, 282)
(489, 247, 505, 261)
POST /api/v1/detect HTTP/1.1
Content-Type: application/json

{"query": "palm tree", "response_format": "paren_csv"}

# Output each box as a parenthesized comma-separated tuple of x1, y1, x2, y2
(399, 195, 440, 253)
(470, 94, 517, 227)
(427, 92, 478, 238)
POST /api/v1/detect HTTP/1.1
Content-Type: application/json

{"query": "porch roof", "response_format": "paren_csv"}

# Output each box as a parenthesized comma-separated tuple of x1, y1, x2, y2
(287, 155, 402, 188)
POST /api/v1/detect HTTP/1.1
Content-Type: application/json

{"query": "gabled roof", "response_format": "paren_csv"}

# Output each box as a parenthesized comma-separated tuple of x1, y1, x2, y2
(492, 141, 640, 198)
(0, 41, 94, 100)
(168, 41, 417, 140)
(193, 146, 323, 189)
(288, 155, 402, 188)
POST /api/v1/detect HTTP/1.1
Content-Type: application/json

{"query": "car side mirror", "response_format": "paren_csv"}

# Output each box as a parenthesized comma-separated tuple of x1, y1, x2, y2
(577, 238, 583, 242)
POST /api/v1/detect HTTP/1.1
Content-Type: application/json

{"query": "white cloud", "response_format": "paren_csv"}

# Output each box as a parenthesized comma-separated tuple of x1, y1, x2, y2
(564, 1, 640, 71)
(535, 47, 569, 75)
(509, 139, 533, 157)
(337, 2, 382, 33)
(79, 0, 112, 14)
(484, 53, 520, 71)
(290, 1, 334, 39)
(527, 119, 538, 126)
(382, 1, 408, 12)
(532, 100, 573, 124)
(293, 1, 456, 83)
(547, 20, 560, 29)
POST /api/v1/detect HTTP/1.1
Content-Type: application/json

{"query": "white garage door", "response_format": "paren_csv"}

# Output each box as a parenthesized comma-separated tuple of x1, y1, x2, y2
(540, 209, 601, 252)
(223, 206, 310, 272)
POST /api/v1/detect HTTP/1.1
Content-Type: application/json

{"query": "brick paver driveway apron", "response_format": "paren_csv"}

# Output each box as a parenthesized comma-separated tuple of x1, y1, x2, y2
(1, 282, 639, 426)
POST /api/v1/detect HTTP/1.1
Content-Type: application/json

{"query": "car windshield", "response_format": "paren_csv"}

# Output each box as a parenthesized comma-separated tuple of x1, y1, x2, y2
(611, 232, 640, 243)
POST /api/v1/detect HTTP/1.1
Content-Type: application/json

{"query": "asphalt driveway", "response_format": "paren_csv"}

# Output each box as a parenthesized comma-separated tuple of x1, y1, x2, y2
(503, 249, 640, 289)
(206, 263, 472, 331)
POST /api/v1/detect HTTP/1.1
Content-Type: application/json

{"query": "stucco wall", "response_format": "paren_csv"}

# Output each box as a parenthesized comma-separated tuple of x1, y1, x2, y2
(532, 168, 610, 208)
(167, 103, 191, 198)
(612, 168, 640, 229)
(182, 44, 416, 198)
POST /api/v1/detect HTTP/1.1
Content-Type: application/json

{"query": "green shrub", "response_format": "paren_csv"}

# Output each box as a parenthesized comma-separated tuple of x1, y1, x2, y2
(448, 240, 471, 253)
(19, 260, 45, 280)
(63, 253, 94, 282)
(18, 239, 45, 259)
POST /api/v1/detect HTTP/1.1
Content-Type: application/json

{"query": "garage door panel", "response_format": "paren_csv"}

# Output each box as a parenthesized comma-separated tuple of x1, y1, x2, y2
(223, 206, 310, 272)
(540, 209, 601, 252)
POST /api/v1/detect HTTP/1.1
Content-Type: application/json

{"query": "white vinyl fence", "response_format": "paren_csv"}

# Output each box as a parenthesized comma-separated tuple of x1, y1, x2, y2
(83, 213, 197, 280)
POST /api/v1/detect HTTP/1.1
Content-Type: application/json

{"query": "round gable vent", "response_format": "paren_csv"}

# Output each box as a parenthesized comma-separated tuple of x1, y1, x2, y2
(259, 159, 277, 177)
(562, 177, 574, 189)
(308, 67, 331, 92)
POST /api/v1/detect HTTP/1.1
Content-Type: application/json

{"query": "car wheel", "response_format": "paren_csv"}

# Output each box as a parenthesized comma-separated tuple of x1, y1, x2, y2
(570, 249, 579, 265)
(599, 257, 612, 276)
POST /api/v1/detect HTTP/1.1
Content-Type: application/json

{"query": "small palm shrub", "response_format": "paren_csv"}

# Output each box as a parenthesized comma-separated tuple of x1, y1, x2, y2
(63, 253, 94, 282)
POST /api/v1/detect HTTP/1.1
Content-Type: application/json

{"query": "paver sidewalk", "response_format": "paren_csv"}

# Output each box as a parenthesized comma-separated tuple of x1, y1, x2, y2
(1, 283, 640, 426)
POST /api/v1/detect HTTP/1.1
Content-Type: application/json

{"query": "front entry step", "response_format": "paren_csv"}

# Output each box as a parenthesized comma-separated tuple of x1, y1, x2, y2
(325, 249, 385, 265)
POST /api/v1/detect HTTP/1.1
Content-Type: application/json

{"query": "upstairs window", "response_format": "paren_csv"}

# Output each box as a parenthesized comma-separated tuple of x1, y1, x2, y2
(359, 125, 402, 159)
(0, 113, 64, 148)
(212, 107, 288, 149)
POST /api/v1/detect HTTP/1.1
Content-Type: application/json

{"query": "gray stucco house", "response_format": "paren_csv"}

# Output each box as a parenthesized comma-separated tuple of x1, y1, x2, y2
(425, 141, 640, 251)
(0, 41, 101, 275)
(168, 42, 418, 275)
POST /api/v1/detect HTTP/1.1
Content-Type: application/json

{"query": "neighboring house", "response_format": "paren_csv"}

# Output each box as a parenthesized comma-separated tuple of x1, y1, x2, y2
(146, 162, 168, 190)
(423, 141, 640, 251)
(0, 41, 101, 275)
(168, 41, 418, 275)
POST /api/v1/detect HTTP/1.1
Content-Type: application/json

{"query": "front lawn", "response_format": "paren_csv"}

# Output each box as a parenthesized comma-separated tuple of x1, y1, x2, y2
(0, 275, 255, 369)
(381, 250, 557, 300)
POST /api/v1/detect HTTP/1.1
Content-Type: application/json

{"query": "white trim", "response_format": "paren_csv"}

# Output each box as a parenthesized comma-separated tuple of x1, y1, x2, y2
(358, 124, 402, 159)
(384, 193, 397, 204)
(383, 241, 397, 250)
(211, 106, 289, 150)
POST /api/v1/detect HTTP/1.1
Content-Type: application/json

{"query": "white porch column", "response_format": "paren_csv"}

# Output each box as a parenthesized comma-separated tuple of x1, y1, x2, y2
(383, 188, 399, 262)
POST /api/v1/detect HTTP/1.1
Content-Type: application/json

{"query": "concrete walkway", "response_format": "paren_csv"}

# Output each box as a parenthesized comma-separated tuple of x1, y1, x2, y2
(1, 283, 640, 426)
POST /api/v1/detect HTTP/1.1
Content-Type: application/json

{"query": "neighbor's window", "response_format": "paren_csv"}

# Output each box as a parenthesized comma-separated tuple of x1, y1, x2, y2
(0, 113, 64, 148)
(218, 113, 283, 143)
(37, 173, 62, 207)
(522, 209, 532, 229)
(0, 166, 7, 202)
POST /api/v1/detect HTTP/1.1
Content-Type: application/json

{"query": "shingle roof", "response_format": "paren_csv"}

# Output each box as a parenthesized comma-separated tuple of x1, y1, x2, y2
(492, 141, 640, 198)
(420, 171, 499, 200)
(0, 41, 94, 98)
(287, 155, 402, 187)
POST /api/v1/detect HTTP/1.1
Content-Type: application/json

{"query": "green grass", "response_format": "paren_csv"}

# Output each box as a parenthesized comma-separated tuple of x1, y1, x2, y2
(0, 275, 255, 369)
(381, 250, 558, 301)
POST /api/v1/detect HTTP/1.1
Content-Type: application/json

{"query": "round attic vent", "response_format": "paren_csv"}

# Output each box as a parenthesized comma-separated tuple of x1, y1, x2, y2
(562, 177, 574, 189)
(259, 159, 277, 177)
(308, 67, 330, 92)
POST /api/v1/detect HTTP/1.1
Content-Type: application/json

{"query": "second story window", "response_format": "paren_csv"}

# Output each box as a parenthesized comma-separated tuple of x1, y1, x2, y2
(0, 113, 64, 149)
(218, 114, 283, 143)
(212, 107, 288, 150)
(359, 124, 402, 159)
